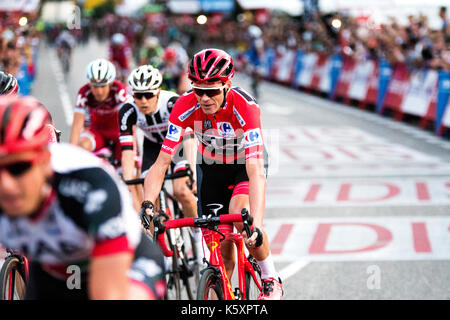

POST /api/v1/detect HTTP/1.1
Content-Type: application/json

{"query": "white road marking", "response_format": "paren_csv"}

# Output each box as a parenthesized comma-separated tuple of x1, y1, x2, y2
(265, 126, 450, 179)
(49, 50, 73, 126)
(264, 216, 450, 263)
(279, 259, 311, 281)
(264, 103, 294, 115)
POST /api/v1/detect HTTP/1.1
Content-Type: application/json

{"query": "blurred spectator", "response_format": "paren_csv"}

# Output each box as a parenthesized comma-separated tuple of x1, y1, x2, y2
(108, 32, 132, 83)
(0, 14, 39, 96)
(157, 46, 189, 94)
(439, 7, 448, 35)
(139, 36, 163, 66)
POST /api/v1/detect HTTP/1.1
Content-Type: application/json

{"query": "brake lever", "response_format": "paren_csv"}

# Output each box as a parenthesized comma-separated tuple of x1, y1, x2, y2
(140, 209, 152, 230)
(241, 208, 254, 238)
(152, 211, 169, 239)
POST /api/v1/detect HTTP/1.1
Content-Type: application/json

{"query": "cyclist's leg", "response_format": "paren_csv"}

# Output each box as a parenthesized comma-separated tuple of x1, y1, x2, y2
(229, 181, 270, 261)
(172, 160, 197, 219)
(198, 163, 236, 279)
(171, 158, 203, 269)
(228, 171, 281, 291)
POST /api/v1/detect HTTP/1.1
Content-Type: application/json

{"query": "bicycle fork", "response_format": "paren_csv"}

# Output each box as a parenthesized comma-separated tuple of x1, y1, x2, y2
(207, 231, 254, 300)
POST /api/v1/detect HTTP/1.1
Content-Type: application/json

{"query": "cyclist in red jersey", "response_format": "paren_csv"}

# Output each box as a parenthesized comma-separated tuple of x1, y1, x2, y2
(70, 59, 130, 165)
(141, 48, 283, 300)
(108, 33, 132, 83)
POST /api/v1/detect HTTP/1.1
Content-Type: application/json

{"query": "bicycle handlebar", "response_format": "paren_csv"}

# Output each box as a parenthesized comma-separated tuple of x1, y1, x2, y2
(155, 209, 253, 257)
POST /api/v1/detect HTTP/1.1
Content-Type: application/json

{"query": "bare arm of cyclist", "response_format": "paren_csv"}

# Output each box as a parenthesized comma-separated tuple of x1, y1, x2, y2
(89, 251, 134, 299)
(143, 150, 173, 211)
(245, 157, 266, 243)
(121, 149, 136, 181)
(69, 112, 85, 146)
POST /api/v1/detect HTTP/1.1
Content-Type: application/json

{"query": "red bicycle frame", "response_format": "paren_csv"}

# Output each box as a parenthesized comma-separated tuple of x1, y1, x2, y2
(156, 213, 262, 300)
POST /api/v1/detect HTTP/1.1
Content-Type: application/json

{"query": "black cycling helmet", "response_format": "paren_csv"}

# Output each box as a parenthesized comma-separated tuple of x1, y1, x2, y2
(0, 71, 19, 96)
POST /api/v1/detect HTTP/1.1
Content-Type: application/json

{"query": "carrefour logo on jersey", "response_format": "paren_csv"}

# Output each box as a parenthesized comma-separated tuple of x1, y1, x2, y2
(244, 128, 263, 148)
(166, 122, 182, 142)
(217, 122, 236, 137)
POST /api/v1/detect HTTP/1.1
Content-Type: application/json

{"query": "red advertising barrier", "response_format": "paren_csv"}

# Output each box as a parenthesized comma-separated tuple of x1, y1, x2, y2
(309, 53, 329, 92)
(264, 50, 446, 135)
(272, 49, 297, 85)
(295, 52, 318, 89)
(399, 69, 439, 127)
(361, 60, 379, 109)
(380, 63, 410, 118)
(341, 58, 379, 109)
(333, 55, 357, 101)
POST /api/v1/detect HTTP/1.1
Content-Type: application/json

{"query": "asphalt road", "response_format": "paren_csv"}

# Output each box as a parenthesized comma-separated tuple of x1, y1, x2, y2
(32, 38, 450, 300)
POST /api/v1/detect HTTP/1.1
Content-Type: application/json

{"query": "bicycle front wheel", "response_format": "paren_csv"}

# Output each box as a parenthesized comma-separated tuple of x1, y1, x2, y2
(197, 268, 224, 300)
(165, 230, 181, 300)
(0, 256, 27, 300)
(245, 255, 262, 300)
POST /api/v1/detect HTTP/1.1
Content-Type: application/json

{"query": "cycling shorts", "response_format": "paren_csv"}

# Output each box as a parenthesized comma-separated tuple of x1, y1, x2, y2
(80, 129, 122, 163)
(196, 162, 249, 218)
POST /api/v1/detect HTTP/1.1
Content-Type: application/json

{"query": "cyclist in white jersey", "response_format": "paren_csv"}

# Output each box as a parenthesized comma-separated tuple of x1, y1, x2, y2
(119, 65, 198, 223)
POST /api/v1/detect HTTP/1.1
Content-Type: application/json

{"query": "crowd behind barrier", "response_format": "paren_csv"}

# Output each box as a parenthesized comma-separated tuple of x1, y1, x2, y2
(77, 8, 450, 137)
(3, 6, 450, 137)
(0, 15, 40, 96)
(226, 8, 450, 137)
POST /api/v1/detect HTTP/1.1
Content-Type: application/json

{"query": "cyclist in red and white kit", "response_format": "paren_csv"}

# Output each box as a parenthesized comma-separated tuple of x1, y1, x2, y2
(141, 48, 283, 300)
(109, 33, 132, 83)
(70, 59, 130, 166)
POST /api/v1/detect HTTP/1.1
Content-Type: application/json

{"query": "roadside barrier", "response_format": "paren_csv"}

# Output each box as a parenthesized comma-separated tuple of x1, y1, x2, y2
(259, 48, 450, 137)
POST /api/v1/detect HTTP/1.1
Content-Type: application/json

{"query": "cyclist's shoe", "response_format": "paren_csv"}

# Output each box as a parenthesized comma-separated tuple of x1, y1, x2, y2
(257, 277, 283, 300)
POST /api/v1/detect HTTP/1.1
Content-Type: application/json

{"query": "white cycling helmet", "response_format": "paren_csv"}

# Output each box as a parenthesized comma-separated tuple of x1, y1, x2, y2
(111, 33, 126, 45)
(128, 65, 162, 92)
(85, 58, 116, 86)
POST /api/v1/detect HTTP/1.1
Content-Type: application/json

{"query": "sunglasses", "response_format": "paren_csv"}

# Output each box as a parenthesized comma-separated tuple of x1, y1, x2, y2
(0, 152, 44, 178)
(134, 92, 156, 100)
(192, 84, 227, 98)
(0, 161, 35, 177)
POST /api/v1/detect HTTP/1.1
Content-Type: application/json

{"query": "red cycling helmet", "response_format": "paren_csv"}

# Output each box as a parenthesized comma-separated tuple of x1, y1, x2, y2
(0, 96, 52, 155)
(188, 48, 235, 84)
(164, 47, 177, 61)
